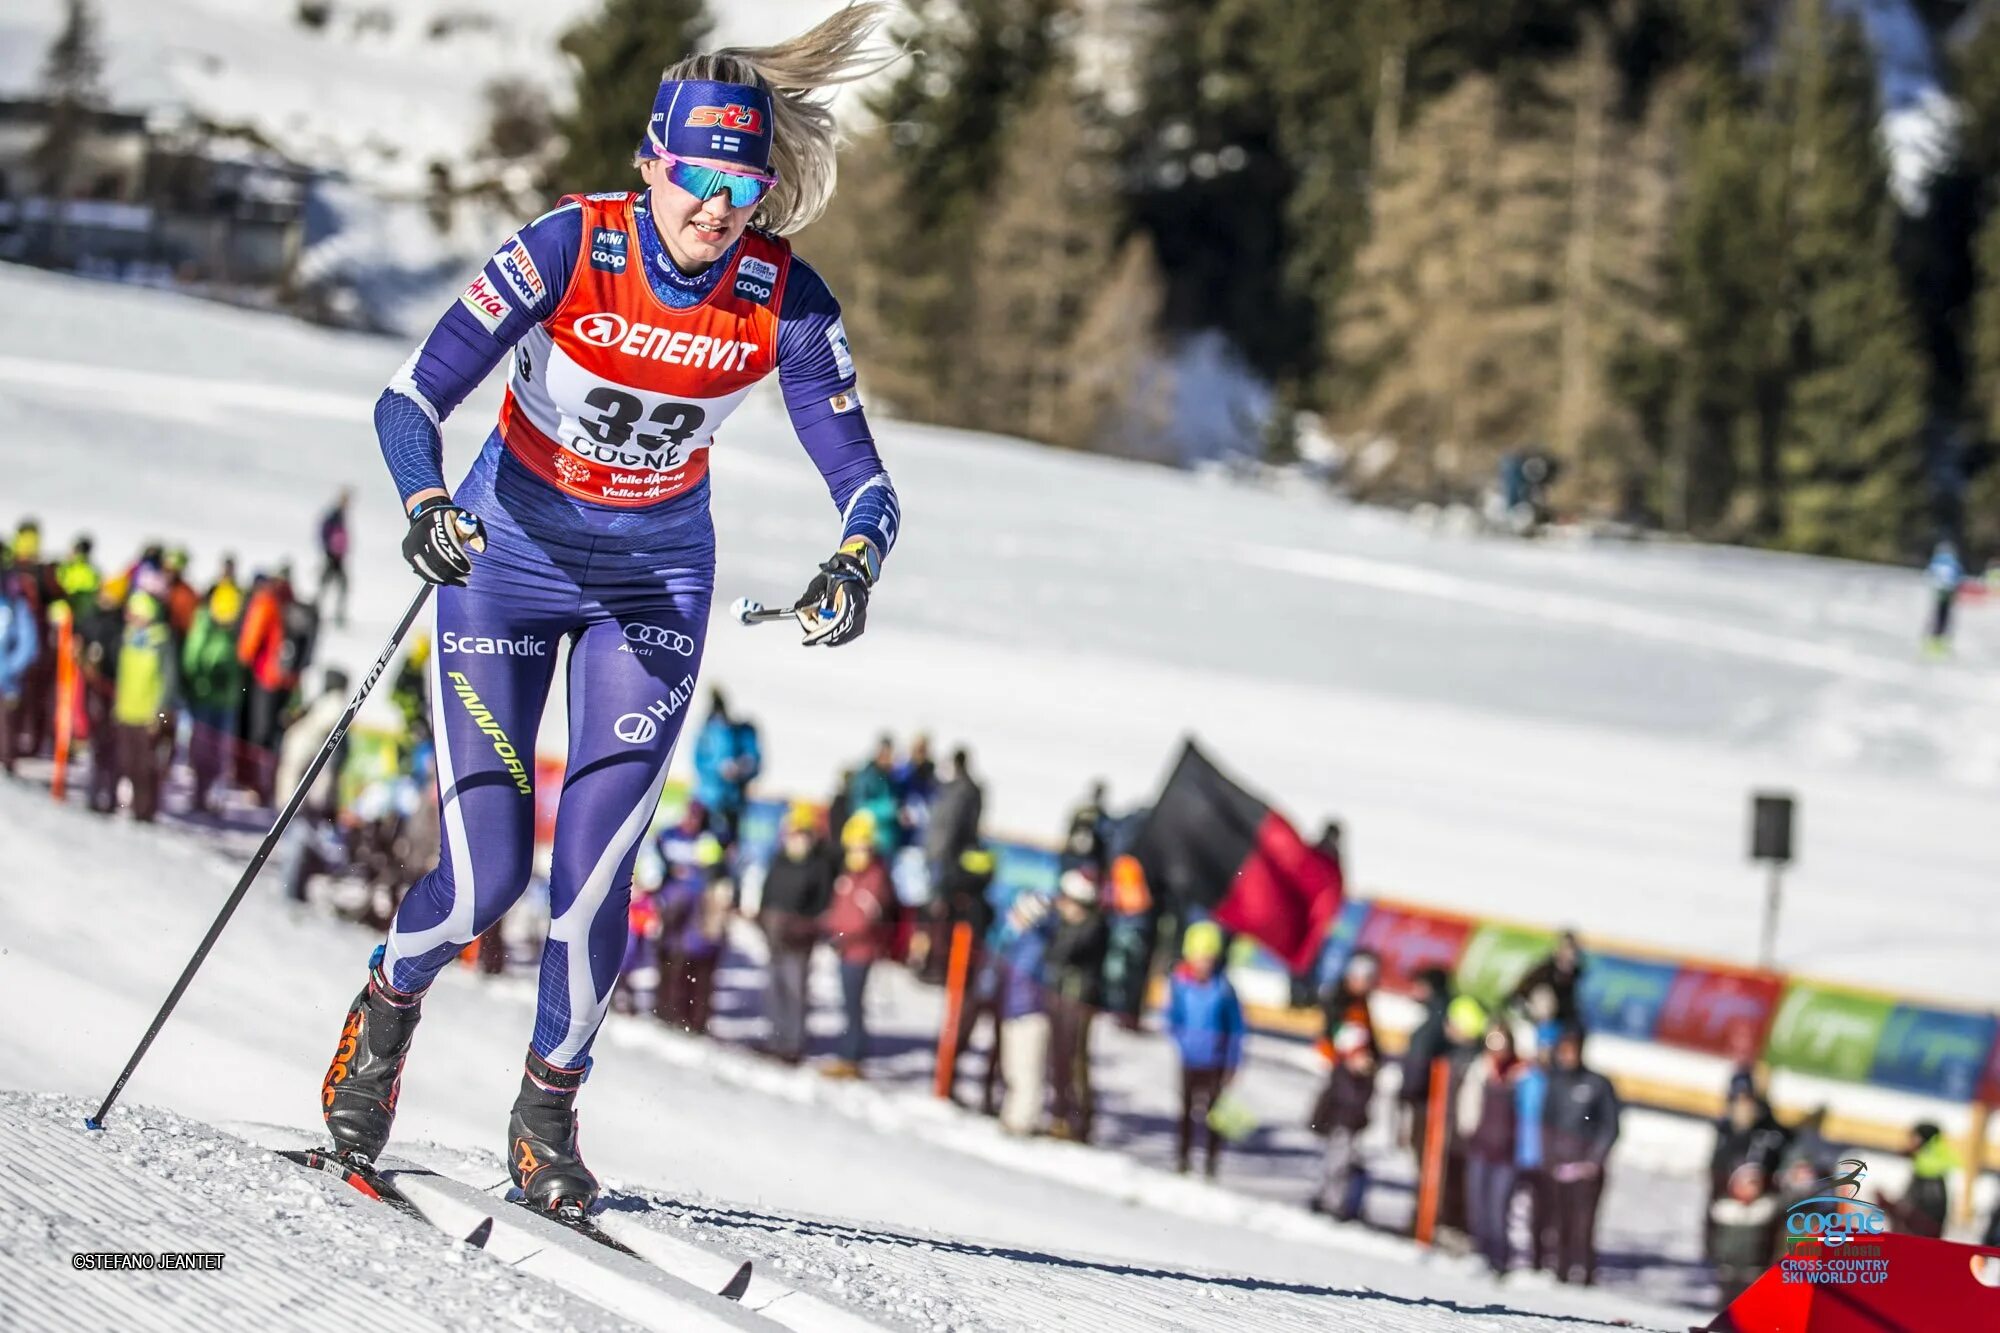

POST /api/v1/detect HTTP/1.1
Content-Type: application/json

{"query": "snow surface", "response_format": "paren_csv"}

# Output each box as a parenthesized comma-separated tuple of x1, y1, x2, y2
(0, 778, 1679, 1331)
(4, 262, 1998, 1009)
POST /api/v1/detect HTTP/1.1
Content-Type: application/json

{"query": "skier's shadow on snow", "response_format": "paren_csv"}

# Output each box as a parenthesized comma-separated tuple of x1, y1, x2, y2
(596, 1195, 1647, 1324)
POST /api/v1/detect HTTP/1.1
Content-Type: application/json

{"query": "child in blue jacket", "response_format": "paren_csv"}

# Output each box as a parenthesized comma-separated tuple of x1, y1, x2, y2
(1166, 921, 1245, 1176)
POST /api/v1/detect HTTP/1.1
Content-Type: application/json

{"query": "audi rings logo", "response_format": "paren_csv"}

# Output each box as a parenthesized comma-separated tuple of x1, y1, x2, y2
(615, 713, 658, 745)
(623, 623, 694, 655)
(574, 312, 628, 347)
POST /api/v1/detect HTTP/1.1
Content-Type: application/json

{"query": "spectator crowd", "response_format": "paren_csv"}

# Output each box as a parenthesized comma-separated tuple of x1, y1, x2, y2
(5, 505, 1986, 1312)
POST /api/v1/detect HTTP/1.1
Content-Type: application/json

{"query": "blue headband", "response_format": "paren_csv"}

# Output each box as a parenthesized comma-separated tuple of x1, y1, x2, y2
(642, 79, 775, 173)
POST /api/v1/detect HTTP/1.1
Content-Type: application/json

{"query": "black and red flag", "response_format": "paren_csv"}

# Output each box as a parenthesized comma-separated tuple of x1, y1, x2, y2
(1130, 741, 1343, 973)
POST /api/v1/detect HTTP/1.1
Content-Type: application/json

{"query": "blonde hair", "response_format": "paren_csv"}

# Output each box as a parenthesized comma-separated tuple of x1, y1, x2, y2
(660, 3, 901, 235)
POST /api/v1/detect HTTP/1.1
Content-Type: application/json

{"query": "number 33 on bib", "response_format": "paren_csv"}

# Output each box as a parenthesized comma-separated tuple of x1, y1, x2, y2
(498, 192, 789, 507)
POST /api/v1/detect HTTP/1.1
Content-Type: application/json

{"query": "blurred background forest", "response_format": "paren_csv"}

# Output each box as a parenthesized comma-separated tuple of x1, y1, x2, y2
(558, 0, 2000, 565)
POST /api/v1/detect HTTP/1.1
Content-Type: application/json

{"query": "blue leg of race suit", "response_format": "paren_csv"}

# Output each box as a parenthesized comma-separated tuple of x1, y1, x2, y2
(383, 452, 712, 1070)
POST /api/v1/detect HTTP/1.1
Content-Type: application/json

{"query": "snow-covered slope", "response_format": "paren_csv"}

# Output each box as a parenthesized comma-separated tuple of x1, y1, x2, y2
(5, 262, 1998, 1006)
(0, 779, 1678, 1331)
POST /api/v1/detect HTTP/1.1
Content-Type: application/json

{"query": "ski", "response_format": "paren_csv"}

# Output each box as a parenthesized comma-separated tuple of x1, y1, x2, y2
(507, 1188, 644, 1258)
(504, 1188, 755, 1302)
(279, 1147, 493, 1248)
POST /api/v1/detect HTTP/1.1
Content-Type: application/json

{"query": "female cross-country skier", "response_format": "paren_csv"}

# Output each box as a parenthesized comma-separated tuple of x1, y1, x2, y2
(319, 5, 902, 1217)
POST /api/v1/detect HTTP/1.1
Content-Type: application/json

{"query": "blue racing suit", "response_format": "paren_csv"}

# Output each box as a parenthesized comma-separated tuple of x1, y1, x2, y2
(372, 190, 899, 1070)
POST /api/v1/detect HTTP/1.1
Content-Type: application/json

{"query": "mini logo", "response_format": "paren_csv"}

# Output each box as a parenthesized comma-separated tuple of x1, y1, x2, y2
(574, 312, 628, 347)
(686, 104, 764, 134)
(622, 623, 695, 655)
(589, 226, 628, 273)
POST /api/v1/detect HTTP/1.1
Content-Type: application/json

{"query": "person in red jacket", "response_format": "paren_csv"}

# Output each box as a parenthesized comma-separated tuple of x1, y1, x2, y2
(236, 566, 300, 805)
(820, 811, 894, 1079)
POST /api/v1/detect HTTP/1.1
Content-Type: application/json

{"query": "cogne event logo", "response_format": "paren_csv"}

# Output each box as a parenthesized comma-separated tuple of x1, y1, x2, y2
(1780, 1160, 1891, 1287)
(686, 104, 763, 134)
(574, 312, 628, 347)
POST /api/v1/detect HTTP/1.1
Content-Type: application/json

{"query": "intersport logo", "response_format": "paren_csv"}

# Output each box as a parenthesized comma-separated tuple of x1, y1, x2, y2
(574, 312, 628, 348)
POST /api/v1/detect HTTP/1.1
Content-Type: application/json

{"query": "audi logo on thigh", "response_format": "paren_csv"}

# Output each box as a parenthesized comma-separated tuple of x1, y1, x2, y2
(623, 623, 694, 655)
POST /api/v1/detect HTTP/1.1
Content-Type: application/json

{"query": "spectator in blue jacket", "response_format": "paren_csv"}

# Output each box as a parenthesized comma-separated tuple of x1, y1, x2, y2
(1514, 1022, 1559, 1272)
(0, 562, 40, 775)
(692, 689, 760, 849)
(995, 893, 1054, 1136)
(1166, 921, 1244, 1176)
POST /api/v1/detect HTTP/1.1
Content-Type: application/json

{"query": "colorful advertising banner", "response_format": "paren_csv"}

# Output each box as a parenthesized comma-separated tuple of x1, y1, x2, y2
(1577, 952, 1678, 1042)
(1764, 982, 1895, 1084)
(1355, 903, 1474, 995)
(1312, 898, 1375, 992)
(1654, 965, 1785, 1061)
(1453, 922, 1557, 1010)
(1867, 1005, 1997, 1103)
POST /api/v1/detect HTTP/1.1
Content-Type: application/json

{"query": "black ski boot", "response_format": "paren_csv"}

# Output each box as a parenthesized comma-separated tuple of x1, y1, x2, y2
(508, 1049, 598, 1217)
(321, 946, 424, 1166)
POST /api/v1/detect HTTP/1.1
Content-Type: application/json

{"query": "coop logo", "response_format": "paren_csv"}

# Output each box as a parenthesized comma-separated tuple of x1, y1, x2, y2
(1779, 1160, 1890, 1286)
(447, 671, 532, 795)
(685, 104, 764, 135)
(613, 672, 696, 745)
(733, 276, 773, 306)
(620, 623, 694, 657)
(589, 225, 628, 273)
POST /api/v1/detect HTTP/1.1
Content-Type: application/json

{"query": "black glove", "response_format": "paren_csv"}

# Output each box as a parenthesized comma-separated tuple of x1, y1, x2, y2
(402, 497, 486, 587)
(791, 544, 875, 647)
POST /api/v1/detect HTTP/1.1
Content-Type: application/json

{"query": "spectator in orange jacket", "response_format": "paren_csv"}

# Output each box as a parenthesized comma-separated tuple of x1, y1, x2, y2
(162, 547, 200, 638)
(236, 566, 299, 805)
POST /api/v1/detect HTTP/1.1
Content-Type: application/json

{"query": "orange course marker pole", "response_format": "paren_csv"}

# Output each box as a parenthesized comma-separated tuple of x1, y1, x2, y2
(933, 921, 974, 1100)
(1415, 1055, 1451, 1246)
(50, 609, 76, 802)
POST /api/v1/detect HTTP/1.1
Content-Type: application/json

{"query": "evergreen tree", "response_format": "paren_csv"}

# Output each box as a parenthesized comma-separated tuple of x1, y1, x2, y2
(1658, 0, 1784, 536)
(1121, 0, 1313, 387)
(1770, 0, 1928, 559)
(859, 0, 1068, 426)
(31, 0, 105, 264)
(552, 0, 711, 195)
(965, 71, 1115, 443)
(1977, 212, 2000, 437)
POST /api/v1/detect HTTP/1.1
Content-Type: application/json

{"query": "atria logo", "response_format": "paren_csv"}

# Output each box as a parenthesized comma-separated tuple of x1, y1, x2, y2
(573, 312, 628, 347)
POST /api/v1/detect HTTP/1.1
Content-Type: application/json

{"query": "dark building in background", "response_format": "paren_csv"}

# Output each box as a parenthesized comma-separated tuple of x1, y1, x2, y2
(0, 98, 309, 293)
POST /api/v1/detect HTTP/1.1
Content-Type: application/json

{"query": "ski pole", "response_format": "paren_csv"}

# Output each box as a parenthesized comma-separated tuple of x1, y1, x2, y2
(729, 596, 795, 626)
(85, 582, 434, 1131)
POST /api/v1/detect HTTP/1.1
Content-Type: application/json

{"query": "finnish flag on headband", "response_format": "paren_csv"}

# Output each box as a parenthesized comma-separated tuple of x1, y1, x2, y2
(641, 79, 774, 173)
